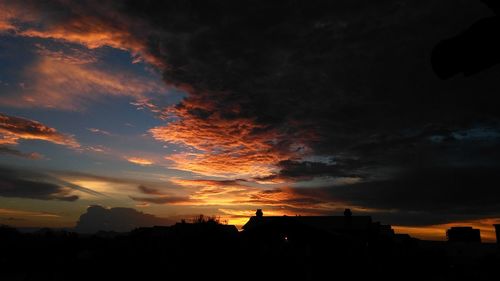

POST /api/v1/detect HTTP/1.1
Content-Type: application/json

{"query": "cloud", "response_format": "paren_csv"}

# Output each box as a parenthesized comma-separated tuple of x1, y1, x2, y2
(150, 102, 304, 178)
(0, 0, 162, 66)
(4, 0, 492, 173)
(129, 195, 194, 205)
(87, 128, 112, 136)
(257, 159, 365, 182)
(3, 0, 500, 226)
(0, 166, 82, 201)
(74, 205, 175, 233)
(0, 146, 43, 159)
(0, 57, 165, 111)
(34, 43, 98, 65)
(126, 157, 154, 166)
(130, 184, 195, 205)
(137, 185, 163, 195)
(0, 113, 79, 148)
(166, 178, 329, 210)
(293, 166, 500, 226)
(0, 208, 60, 218)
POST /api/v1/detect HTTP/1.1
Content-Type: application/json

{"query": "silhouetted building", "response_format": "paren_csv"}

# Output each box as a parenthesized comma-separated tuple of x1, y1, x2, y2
(494, 224, 500, 244)
(344, 208, 352, 217)
(243, 209, 393, 242)
(446, 227, 481, 243)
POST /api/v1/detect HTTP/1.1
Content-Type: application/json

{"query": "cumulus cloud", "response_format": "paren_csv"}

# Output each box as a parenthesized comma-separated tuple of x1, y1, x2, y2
(0, 113, 79, 148)
(75, 205, 175, 233)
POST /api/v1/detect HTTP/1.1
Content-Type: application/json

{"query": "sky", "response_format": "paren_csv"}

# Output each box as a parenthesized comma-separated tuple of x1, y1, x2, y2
(0, 0, 499, 242)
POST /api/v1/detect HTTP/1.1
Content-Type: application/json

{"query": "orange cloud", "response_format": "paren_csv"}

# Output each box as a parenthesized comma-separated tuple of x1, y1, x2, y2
(0, 113, 79, 148)
(151, 99, 312, 178)
(34, 43, 98, 65)
(1, 1, 311, 180)
(0, 20, 15, 31)
(126, 157, 154, 166)
(164, 178, 332, 212)
(0, 1, 163, 67)
(172, 178, 254, 205)
(0, 57, 165, 111)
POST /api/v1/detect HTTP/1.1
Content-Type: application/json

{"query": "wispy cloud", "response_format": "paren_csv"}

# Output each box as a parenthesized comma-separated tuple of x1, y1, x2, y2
(34, 43, 98, 65)
(87, 128, 112, 136)
(0, 146, 43, 159)
(0, 113, 79, 148)
(0, 208, 60, 218)
(0, 57, 165, 111)
(0, 166, 103, 201)
(126, 157, 154, 166)
(0, 0, 163, 67)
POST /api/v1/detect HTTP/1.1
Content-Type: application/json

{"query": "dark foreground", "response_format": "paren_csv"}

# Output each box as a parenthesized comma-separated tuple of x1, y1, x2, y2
(1, 224, 498, 281)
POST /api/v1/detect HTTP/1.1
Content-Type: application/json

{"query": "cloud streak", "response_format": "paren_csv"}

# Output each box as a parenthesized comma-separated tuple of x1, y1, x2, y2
(0, 57, 165, 111)
(0, 113, 79, 148)
(126, 157, 154, 166)
(0, 146, 43, 159)
(0, 166, 79, 201)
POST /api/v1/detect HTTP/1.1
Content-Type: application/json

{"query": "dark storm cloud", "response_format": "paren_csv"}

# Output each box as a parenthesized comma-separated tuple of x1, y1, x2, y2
(5, 1, 499, 167)
(294, 165, 500, 225)
(431, 0, 500, 79)
(0, 166, 101, 201)
(256, 158, 367, 181)
(131, 0, 500, 181)
(75, 205, 175, 233)
(0, 167, 78, 201)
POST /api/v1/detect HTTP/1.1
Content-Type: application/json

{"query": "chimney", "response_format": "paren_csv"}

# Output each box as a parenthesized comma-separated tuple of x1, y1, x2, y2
(256, 209, 263, 218)
(344, 208, 352, 217)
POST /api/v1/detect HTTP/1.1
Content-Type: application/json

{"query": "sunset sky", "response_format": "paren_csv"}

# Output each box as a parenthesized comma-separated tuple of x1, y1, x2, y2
(1, 0, 499, 241)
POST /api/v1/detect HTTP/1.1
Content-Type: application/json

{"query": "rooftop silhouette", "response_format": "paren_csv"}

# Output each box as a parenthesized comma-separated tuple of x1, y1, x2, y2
(1, 210, 499, 281)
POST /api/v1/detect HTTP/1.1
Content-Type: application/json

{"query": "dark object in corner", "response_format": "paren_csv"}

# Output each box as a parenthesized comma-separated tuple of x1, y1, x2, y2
(431, 0, 500, 79)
